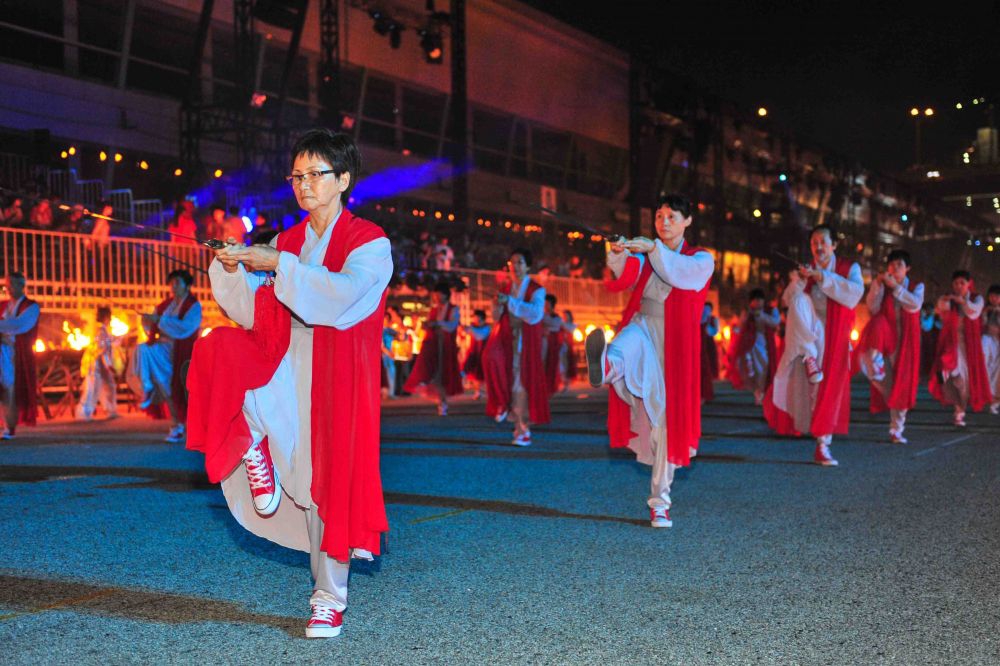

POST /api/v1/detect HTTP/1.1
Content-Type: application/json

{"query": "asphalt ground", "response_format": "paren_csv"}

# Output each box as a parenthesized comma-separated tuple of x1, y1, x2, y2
(1, 380, 999, 665)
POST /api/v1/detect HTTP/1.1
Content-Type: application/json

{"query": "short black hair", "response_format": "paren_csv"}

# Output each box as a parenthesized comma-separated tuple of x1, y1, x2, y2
(473, 309, 487, 320)
(545, 294, 557, 307)
(749, 288, 766, 302)
(433, 281, 451, 297)
(988, 284, 1000, 296)
(811, 224, 835, 242)
(290, 128, 361, 204)
(167, 269, 194, 286)
(8, 271, 25, 282)
(952, 270, 971, 281)
(510, 247, 532, 267)
(97, 306, 111, 321)
(886, 249, 911, 266)
(657, 193, 692, 219)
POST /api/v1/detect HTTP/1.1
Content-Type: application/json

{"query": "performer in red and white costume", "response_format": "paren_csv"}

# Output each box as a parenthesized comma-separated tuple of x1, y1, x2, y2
(128, 269, 201, 442)
(585, 194, 714, 528)
(981, 284, 1000, 414)
(0, 272, 39, 439)
(188, 130, 392, 639)
(542, 294, 566, 395)
(763, 225, 863, 466)
(854, 250, 923, 443)
(483, 248, 549, 446)
(928, 270, 992, 426)
(727, 288, 780, 406)
(461, 309, 491, 400)
(77, 306, 121, 421)
(404, 282, 462, 415)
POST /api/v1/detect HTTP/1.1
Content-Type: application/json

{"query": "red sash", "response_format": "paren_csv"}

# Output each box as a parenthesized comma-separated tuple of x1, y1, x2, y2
(607, 244, 711, 468)
(857, 282, 921, 412)
(461, 334, 487, 381)
(404, 303, 463, 397)
(8, 297, 38, 426)
(545, 326, 564, 395)
(149, 294, 198, 421)
(483, 280, 551, 424)
(700, 317, 719, 401)
(929, 296, 993, 411)
(726, 309, 778, 391)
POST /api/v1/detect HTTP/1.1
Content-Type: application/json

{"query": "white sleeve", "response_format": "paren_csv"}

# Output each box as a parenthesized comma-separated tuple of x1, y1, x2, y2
(0, 302, 39, 335)
(962, 293, 985, 320)
(508, 286, 545, 326)
(647, 241, 714, 290)
(439, 306, 460, 333)
(818, 262, 864, 309)
(274, 236, 392, 329)
(159, 301, 202, 339)
(894, 282, 924, 313)
(865, 280, 885, 314)
(209, 260, 262, 330)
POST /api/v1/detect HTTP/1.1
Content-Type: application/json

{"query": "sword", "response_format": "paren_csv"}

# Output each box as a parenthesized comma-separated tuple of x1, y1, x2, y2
(516, 201, 623, 243)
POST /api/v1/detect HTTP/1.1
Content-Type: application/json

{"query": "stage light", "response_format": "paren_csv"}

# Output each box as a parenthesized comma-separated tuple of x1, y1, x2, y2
(448, 213, 455, 221)
(139, 160, 148, 170)
(419, 28, 444, 63)
(752, 208, 762, 218)
(910, 108, 919, 116)
(174, 168, 183, 177)
(434, 211, 442, 219)
(250, 92, 267, 108)
(900, 214, 908, 222)
(924, 108, 934, 116)
(975, 239, 981, 246)
(60, 151, 68, 159)
(99, 151, 107, 161)
(114, 153, 123, 163)
(242, 216, 253, 233)
(68, 146, 76, 156)
(757, 107, 767, 117)
(956, 103, 963, 109)
(778, 173, 787, 182)
(214, 169, 223, 178)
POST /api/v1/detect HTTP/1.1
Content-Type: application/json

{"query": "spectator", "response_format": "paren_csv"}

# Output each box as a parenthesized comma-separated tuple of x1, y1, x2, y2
(203, 205, 226, 241)
(1, 197, 24, 227)
(433, 236, 454, 271)
(168, 200, 198, 244)
(29, 198, 53, 230)
(86, 200, 113, 252)
(568, 255, 584, 278)
(223, 206, 247, 243)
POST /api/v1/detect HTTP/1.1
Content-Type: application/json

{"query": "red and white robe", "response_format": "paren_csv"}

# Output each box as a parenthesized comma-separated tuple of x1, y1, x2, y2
(404, 302, 463, 398)
(0, 296, 40, 427)
(764, 255, 863, 443)
(929, 292, 992, 415)
(128, 294, 201, 420)
(727, 306, 780, 404)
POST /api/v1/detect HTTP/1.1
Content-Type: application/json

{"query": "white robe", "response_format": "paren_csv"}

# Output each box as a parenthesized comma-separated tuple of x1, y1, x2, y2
(0, 297, 40, 391)
(935, 292, 984, 406)
(770, 255, 863, 434)
(738, 307, 781, 393)
(208, 214, 392, 553)
(77, 325, 119, 419)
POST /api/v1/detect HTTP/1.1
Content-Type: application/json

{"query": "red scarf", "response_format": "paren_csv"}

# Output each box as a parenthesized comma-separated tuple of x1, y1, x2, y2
(483, 279, 551, 424)
(187, 286, 290, 482)
(929, 295, 993, 411)
(856, 282, 921, 412)
(607, 244, 711, 468)
(149, 294, 198, 421)
(8, 297, 38, 426)
(403, 303, 463, 397)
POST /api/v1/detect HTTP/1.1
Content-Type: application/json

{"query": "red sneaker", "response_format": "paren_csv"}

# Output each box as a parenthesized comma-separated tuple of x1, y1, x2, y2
(803, 356, 824, 384)
(305, 605, 343, 638)
(650, 507, 672, 528)
(244, 440, 280, 517)
(814, 442, 838, 466)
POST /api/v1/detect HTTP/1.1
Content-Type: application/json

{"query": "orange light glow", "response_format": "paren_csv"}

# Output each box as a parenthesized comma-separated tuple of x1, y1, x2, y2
(60, 151, 68, 159)
(109, 316, 129, 337)
(723, 325, 732, 342)
(139, 160, 149, 170)
(201, 327, 213, 337)
(62, 321, 92, 351)
(174, 168, 183, 177)
(572, 328, 584, 343)
(33, 339, 46, 353)
(850, 329, 860, 342)
(99, 151, 107, 161)
(114, 153, 123, 163)
(214, 169, 223, 178)
(603, 325, 615, 343)
(68, 146, 77, 156)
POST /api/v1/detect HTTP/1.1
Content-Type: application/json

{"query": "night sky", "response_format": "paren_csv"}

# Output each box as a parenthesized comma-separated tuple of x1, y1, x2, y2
(520, 1, 1000, 173)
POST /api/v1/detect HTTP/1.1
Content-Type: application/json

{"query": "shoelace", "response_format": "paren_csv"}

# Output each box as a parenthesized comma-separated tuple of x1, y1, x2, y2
(245, 445, 273, 491)
(310, 606, 338, 624)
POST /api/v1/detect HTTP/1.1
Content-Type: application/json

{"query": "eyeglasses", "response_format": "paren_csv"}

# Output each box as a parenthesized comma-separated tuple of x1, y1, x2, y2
(285, 169, 337, 186)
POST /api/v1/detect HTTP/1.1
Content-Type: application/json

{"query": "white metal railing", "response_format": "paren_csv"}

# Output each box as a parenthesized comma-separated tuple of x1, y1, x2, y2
(1, 227, 627, 330)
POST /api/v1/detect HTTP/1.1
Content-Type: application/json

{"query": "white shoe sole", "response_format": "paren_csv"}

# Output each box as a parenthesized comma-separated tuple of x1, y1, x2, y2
(494, 410, 509, 423)
(253, 467, 281, 517)
(305, 625, 342, 638)
(815, 459, 838, 466)
(511, 438, 531, 447)
(650, 519, 672, 528)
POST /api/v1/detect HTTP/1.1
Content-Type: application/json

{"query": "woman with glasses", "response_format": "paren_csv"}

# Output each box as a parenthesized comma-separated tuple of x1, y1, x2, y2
(188, 129, 393, 639)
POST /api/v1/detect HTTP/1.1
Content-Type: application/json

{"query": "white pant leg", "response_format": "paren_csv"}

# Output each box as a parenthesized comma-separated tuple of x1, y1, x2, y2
(890, 409, 907, 436)
(129, 341, 173, 399)
(605, 314, 665, 429)
(76, 371, 98, 420)
(97, 367, 118, 415)
(784, 290, 822, 363)
(648, 437, 675, 510)
(306, 505, 349, 612)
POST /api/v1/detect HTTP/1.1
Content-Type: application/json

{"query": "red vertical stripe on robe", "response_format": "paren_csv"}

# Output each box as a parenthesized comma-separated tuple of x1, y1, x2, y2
(403, 303, 463, 397)
(9, 297, 38, 426)
(147, 294, 199, 421)
(928, 298, 993, 412)
(855, 283, 921, 413)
